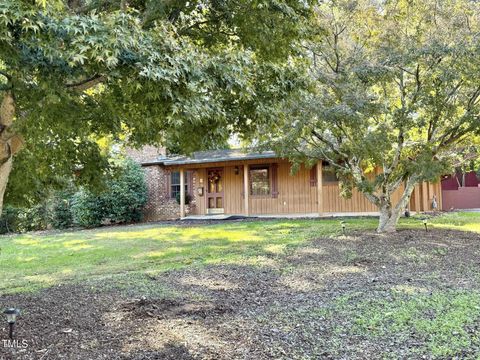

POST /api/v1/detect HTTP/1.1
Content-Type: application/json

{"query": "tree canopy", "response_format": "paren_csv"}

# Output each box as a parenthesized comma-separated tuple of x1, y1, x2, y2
(0, 0, 310, 206)
(255, 0, 480, 232)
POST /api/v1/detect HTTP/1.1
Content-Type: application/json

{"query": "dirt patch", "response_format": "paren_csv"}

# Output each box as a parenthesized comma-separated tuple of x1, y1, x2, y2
(120, 298, 232, 320)
(1, 228, 480, 359)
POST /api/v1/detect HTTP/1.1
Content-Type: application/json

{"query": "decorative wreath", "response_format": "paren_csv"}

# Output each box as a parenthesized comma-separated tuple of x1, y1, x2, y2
(208, 171, 221, 183)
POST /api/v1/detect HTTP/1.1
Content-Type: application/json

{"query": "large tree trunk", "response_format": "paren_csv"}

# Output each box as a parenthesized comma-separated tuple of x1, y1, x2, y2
(377, 201, 403, 233)
(0, 92, 21, 216)
(0, 157, 12, 215)
(376, 177, 418, 233)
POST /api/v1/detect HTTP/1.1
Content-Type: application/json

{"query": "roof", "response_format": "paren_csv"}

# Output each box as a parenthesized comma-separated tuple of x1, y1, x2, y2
(142, 149, 278, 166)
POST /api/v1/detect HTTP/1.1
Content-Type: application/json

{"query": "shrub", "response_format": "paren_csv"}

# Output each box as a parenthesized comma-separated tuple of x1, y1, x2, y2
(0, 206, 21, 234)
(71, 189, 104, 228)
(70, 160, 147, 227)
(22, 202, 50, 232)
(52, 191, 74, 229)
(0, 204, 50, 234)
(175, 192, 192, 205)
(1, 160, 148, 232)
(101, 160, 148, 224)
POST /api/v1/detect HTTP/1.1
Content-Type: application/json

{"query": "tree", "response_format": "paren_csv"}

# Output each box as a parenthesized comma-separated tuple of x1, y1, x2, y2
(0, 0, 310, 209)
(256, 0, 480, 232)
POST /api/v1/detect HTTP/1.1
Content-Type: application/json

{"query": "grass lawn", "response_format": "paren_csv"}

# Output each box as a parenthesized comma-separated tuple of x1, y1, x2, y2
(1, 216, 382, 295)
(1, 212, 480, 359)
(2, 212, 477, 296)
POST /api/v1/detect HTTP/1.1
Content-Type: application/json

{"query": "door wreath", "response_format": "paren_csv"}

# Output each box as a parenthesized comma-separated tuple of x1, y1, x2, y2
(208, 170, 221, 183)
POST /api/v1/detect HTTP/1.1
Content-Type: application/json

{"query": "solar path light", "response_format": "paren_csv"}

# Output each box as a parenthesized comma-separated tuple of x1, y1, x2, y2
(3, 308, 20, 340)
(423, 219, 428, 232)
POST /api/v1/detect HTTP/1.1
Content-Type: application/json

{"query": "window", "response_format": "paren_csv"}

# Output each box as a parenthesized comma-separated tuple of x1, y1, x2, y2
(322, 162, 339, 183)
(250, 166, 270, 196)
(170, 171, 188, 199)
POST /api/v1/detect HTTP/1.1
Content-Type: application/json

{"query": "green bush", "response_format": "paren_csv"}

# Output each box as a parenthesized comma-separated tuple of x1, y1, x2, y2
(70, 160, 147, 227)
(175, 192, 192, 205)
(0, 206, 21, 233)
(71, 190, 104, 228)
(102, 160, 148, 224)
(1, 160, 148, 232)
(22, 203, 50, 232)
(52, 191, 74, 229)
(0, 204, 49, 234)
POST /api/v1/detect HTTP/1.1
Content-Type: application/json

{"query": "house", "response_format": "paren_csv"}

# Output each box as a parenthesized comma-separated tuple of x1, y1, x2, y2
(129, 147, 442, 220)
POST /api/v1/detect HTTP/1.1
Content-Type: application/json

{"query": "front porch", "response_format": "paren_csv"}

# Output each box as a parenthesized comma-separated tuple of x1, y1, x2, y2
(164, 154, 323, 218)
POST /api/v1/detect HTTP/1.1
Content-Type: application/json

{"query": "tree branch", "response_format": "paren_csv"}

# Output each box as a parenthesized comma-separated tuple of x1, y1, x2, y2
(66, 75, 105, 92)
(467, 85, 480, 111)
(311, 129, 349, 159)
(392, 175, 418, 214)
(348, 159, 380, 206)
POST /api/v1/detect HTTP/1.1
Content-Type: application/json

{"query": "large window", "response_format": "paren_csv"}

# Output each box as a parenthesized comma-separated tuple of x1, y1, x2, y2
(170, 171, 188, 199)
(250, 166, 270, 196)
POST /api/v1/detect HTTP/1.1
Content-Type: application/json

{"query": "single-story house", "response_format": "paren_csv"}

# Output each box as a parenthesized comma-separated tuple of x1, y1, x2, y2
(128, 146, 442, 220)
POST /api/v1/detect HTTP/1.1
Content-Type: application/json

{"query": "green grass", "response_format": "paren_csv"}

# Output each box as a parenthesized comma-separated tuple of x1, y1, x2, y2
(0, 218, 368, 294)
(324, 290, 480, 358)
(423, 211, 480, 232)
(1, 212, 479, 295)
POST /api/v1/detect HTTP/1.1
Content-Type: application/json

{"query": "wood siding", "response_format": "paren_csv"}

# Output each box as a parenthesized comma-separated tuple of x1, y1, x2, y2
(410, 181, 442, 212)
(322, 184, 379, 213)
(171, 159, 442, 215)
(247, 162, 318, 214)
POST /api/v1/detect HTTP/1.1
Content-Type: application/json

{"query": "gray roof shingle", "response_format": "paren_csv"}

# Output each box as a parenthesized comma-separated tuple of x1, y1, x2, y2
(141, 149, 277, 166)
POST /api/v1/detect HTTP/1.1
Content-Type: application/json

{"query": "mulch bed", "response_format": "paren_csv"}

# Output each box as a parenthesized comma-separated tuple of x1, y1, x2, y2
(1, 228, 480, 359)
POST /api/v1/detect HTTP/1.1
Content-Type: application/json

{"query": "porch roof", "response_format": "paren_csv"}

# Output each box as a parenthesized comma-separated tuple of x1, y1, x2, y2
(142, 149, 277, 166)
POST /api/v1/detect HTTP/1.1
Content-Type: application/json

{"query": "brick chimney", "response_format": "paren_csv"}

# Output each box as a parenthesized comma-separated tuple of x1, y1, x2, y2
(125, 145, 166, 164)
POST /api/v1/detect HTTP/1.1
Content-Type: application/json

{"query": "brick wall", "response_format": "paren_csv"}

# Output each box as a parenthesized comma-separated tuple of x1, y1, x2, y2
(126, 146, 196, 221)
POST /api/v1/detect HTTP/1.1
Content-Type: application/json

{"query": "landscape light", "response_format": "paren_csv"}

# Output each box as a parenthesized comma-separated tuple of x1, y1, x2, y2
(3, 308, 20, 340)
(423, 219, 428, 232)
(341, 221, 346, 235)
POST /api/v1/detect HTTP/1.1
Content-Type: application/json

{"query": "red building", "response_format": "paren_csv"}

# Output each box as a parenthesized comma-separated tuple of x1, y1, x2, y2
(441, 171, 480, 210)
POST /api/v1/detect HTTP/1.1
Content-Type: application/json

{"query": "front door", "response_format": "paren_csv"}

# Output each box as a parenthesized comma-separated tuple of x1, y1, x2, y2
(206, 168, 224, 214)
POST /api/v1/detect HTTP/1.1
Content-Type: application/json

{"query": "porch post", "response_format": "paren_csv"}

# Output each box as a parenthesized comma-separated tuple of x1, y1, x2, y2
(317, 160, 323, 215)
(244, 164, 249, 216)
(180, 168, 185, 218)
(422, 181, 429, 211)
